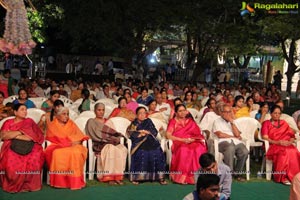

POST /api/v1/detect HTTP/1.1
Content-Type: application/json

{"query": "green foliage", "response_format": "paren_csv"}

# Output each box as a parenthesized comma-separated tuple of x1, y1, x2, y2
(27, 9, 45, 43)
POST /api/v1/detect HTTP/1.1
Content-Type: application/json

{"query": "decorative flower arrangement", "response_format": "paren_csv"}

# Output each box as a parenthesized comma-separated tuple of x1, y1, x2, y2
(0, 0, 36, 55)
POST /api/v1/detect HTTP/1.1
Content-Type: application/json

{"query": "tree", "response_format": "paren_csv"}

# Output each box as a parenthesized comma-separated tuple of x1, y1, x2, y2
(259, 14, 300, 94)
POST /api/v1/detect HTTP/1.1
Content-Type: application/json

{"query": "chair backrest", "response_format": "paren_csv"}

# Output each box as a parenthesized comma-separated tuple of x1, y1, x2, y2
(138, 104, 148, 111)
(198, 106, 208, 121)
(69, 109, 79, 121)
(3, 95, 18, 105)
(105, 117, 131, 137)
(199, 112, 221, 139)
(292, 110, 300, 124)
(0, 116, 15, 129)
(96, 98, 116, 106)
(187, 108, 200, 122)
(149, 117, 167, 140)
(250, 110, 258, 118)
(79, 111, 96, 119)
(59, 97, 73, 108)
(74, 117, 91, 133)
(26, 108, 46, 124)
(104, 105, 115, 118)
(149, 117, 167, 131)
(235, 117, 261, 143)
(29, 97, 48, 109)
(281, 113, 299, 133)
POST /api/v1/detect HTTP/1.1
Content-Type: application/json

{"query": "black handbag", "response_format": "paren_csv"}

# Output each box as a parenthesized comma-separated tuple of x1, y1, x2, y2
(10, 139, 35, 155)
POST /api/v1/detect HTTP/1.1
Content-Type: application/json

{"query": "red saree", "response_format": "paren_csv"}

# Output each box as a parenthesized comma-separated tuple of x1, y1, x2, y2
(262, 120, 300, 183)
(45, 118, 89, 190)
(0, 118, 44, 193)
(167, 118, 207, 184)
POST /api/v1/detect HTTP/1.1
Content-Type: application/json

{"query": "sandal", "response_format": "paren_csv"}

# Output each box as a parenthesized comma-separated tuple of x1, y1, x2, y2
(159, 179, 168, 185)
(115, 180, 124, 185)
(132, 181, 139, 185)
(108, 181, 117, 185)
(283, 181, 291, 185)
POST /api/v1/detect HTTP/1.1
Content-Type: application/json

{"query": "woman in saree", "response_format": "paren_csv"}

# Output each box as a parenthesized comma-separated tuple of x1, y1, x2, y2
(262, 105, 300, 185)
(0, 69, 13, 97)
(166, 104, 207, 184)
(233, 95, 250, 118)
(127, 106, 167, 185)
(147, 99, 166, 123)
(0, 103, 44, 193)
(12, 88, 35, 108)
(78, 88, 91, 113)
(0, 91, 14, 120)
(108, 97, 136, 121)
(45, 106, 89, 190)
(39, 99, 64, 131)
(184, 91, 200, 111)
(41, 90, 60, 113)
(85, 103, 127, 185)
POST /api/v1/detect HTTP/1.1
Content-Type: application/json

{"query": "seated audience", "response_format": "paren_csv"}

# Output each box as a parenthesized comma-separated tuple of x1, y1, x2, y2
(136, 87, 153, 106)
(45, 107, 89, 190)
(12, 88, 36, 108)
(195, 153, 232, 200)
(78, 89, 91, 113)
(183, 174, 221, 200)
(261, 105, 300, 185)
(41, 90, 60, 113)
(0, 103, 44, 193)
(212, 104, 248, 181)
(233, 95, 250, 118)
(85, 103, 127, 185)
(108, 97, 136, 121)
(127, 107, 167, 185)
(0, 91, 14, 120)
(166, 104, 207, 184)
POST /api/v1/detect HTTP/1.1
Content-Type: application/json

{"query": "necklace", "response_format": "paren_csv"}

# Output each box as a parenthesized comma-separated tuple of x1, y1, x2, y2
(271, 119, 280, 128)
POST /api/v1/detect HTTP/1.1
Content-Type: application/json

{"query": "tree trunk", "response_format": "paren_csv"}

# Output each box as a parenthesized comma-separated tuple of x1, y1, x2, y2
(282, 38, 298, 95)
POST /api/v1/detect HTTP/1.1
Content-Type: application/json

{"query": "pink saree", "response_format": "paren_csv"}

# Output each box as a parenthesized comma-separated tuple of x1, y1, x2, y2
(167, 118, 207, 184)
(0, 118, 44, 193)
(262, 120, 300, 183)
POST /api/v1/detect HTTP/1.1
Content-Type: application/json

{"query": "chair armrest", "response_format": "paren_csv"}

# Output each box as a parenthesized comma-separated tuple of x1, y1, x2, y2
(213, 137, 220, 162)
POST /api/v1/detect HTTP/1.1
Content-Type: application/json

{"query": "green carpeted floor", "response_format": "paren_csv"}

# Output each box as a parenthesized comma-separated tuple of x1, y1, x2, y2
(0, 181, 290, 200)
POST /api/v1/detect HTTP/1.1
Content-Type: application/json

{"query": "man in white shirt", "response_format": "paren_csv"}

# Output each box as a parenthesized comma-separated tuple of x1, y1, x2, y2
(212, 104, 248, 181)
(155, 93, 171, 122)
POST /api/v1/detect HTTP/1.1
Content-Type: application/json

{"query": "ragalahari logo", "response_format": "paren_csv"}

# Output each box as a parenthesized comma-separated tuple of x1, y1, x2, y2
(240, 2, 255, 16)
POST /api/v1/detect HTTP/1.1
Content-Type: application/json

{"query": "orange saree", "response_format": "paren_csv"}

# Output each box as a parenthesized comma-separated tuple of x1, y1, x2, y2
(45, 118, 89, 190)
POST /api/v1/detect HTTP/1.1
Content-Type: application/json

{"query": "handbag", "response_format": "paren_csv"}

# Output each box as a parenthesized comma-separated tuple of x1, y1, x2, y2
(10, 139, 35, 155)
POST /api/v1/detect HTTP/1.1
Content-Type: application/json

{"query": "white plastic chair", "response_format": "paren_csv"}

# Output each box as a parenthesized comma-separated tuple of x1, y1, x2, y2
(105, 117, 131, 169)
(69, 109, 79, 121)
(250, 110, 258, 118)
(29, 97, 48, 109)
(26, 108, 46, 124)
(79, 111, 96, 119)
(3, 95, 18, 105)
(138, 104, 148, 111)
(59, 97, 73, 108)
(214, 117, 261, 180)
(187, 108, 200, 123)
(104, 105, 116, 118)
(96, 98, 116, 106)
(198, 106, 207, 121)
(148, 117, 167, 152)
